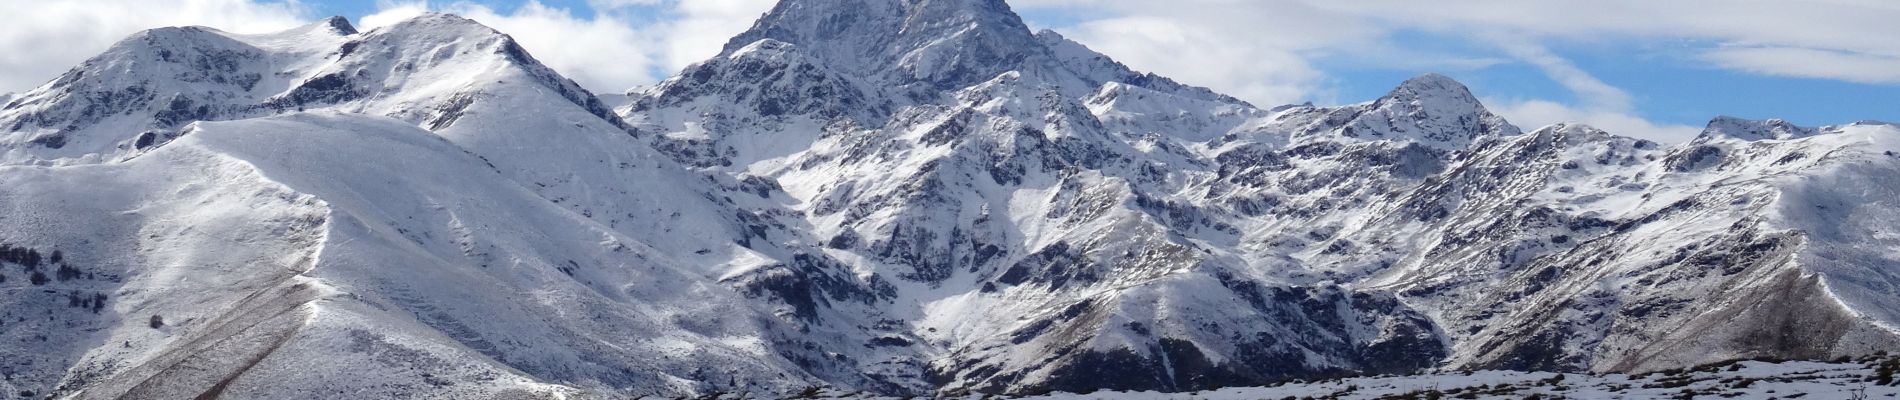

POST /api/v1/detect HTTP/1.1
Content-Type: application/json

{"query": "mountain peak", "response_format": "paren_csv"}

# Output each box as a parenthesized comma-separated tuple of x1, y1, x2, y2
(723, 0, 1041, 90)
(381, 12, 491, 32)
(726, 38, 800, 60)
(258, 16, 358, 38)
(1533, 122, 1615, 142)
(1318, 73, 1518, 149)
(359, 13, 532, 65)
(230, 16, 357, 47)
(1385, 73, 1480, 105)
(318, 16, 359, 35)
(1697, 116, 1818, 142)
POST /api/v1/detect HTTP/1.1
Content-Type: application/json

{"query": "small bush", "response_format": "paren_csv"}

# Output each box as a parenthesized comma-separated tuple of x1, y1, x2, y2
(789, 386, 822, 399)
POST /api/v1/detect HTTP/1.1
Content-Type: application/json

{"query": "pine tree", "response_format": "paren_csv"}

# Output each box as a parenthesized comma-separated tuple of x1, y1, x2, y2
(92, 293, 108, 314)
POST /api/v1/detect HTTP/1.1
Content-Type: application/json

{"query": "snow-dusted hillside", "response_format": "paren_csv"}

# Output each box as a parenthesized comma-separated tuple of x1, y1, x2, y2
(621, 0, 1900, 395)
(0, 111, 839, 398)
(796, 356, 1900, 399)
(0, 14, 836, 399)
(3, 0, 1899, 398)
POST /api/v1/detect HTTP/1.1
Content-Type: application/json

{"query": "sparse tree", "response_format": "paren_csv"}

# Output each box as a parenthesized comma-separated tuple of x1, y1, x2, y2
(790, 386, 823, 399)
(92, 293, 108, 314)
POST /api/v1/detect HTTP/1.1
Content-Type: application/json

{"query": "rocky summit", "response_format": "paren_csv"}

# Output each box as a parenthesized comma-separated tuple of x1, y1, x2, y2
(2, 0, 1898, 398)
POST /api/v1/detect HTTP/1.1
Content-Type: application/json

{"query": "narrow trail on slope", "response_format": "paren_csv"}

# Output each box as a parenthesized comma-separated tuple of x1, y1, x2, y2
(189, 304, 308, 400)
(78, 278, 325, 400)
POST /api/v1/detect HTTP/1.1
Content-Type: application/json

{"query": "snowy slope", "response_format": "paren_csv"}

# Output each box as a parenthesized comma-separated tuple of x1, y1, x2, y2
(620, 0, 1900, 395)
(1311, 121, 1900, 374)
(4, 0, 1900, 398)
(0, 13, 855, 399)
(625, 2, 1531, 391)
(816, 357, 1900, 399)
(0, 10, 846, 294)
(0, 112, 834, 398)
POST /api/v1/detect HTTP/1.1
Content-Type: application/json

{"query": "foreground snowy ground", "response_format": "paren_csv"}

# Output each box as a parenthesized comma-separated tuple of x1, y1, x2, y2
(768, 357, 1900, 399)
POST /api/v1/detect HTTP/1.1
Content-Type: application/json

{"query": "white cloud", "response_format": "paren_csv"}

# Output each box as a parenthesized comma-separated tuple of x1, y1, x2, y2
(1059, 15, 1323, 106)
(359, 1, 431, 29)
(1703, 46, 1900, 84)
(1316, 0, 1900, 86)
(1487, 39, 1633, 112)
(653, 0, 778, 73)
(353, 0, 771, 93)
(1014, 0, 1383, 107)
(586, 0, 662, 8)
(1482, 39, 1698, 142)
(1011, 0, 1900, 140)
(0, 0, 309, 94)
(1492, 99, 1704, 144)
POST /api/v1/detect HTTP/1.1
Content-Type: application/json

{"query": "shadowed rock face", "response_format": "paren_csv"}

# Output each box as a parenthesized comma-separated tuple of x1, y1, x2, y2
(723, 0, 1039, 91)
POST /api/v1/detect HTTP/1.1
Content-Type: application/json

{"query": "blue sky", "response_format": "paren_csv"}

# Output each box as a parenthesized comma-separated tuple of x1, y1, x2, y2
(3, 0, 1896, 142)
(1323, 33, 1900, 128)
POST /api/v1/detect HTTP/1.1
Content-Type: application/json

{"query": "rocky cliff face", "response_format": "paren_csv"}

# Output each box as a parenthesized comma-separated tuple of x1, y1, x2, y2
(2, 0, 1897, 398)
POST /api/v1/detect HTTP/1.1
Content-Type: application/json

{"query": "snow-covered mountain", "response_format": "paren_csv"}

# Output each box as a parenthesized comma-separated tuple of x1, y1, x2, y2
(817, 356, 1900, 399)
(3, 0, 1899, 398)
